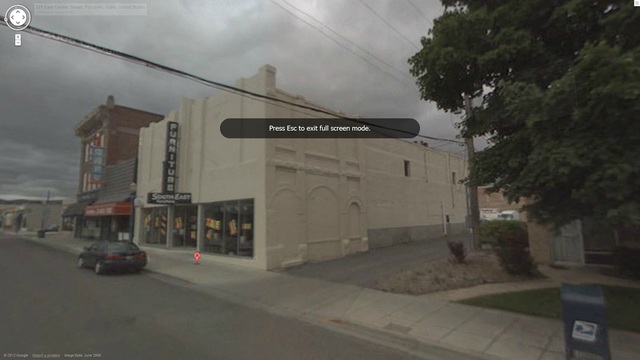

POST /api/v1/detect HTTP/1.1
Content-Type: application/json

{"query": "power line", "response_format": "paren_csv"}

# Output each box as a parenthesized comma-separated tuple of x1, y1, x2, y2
(269, 0, 415, 88)
(430, 141, 457, 150)
(355, 0, 420, 50)
(404, 0, 433, 25)
(1, 22, 346, 117)
(0, 20, 462, 144)
(421, 136, 463, 145)
(272, 0, 415, 84)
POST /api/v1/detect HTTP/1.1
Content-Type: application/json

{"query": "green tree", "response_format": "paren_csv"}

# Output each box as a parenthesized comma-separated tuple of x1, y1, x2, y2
(409, 0, 640, 229)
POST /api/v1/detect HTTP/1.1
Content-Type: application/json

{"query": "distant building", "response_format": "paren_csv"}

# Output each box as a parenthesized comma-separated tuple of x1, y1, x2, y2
(0, 199, 63, 232)
(134, 65, 469, 270)
(476, 187, 640, 266)
(82, 158, 138, 241)
(62, 96, 164, 239)
(60, 198, 76, 231)
(477, 186, 527, 221)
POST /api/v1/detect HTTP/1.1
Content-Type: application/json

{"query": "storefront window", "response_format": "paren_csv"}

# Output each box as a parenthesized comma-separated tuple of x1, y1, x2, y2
(224, 202, 239, 255)
(142, 209, 153, 244)
(202, 199, 253, 258)
(62, 217, 74, 231)
(172, 205, 198, 247)
(142, 207, 167, 245)
(116, 216, 130, 241)
(238, 200, 254, 257)
(81, 218, 100, 240)
(100, 217, 111, 241)
(203, 203, 225, 254)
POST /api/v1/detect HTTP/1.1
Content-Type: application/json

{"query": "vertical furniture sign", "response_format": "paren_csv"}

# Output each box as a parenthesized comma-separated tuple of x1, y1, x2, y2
(163, 121, 179, 194)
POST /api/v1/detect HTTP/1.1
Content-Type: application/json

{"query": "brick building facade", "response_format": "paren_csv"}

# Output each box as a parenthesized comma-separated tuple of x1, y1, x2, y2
(62, 96, 164, 239)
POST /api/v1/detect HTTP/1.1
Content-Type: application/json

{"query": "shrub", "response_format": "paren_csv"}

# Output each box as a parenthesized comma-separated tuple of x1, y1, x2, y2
(447, 241, 467, 264)
(495, 244, 536, 275)
(613, 245, 640, 279)
(481, 221, 535, 275)
(479, 220, 528, 248)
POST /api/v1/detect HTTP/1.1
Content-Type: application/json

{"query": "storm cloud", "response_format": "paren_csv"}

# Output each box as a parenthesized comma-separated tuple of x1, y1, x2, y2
(0, 0, 482, 199)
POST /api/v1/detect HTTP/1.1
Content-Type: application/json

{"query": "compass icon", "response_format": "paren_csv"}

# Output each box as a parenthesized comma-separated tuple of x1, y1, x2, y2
(4, 5, 31, 31)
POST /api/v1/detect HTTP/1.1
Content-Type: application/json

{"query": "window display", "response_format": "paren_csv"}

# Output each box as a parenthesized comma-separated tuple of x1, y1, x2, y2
(224, 203, 239, 255)
(203, 203, 224, 253)
(238, 200, 254, 257)
(142, 207, 167, 245)
(62, 216, 74, 231)
(172, 205, 197, 247)
(202, 199, 253, 257)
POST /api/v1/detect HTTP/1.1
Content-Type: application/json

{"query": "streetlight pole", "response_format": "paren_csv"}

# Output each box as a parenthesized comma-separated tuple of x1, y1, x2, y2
(464, 94, 481, 250)
(38, 190, 50, 238)
(129, 182, 136, 243)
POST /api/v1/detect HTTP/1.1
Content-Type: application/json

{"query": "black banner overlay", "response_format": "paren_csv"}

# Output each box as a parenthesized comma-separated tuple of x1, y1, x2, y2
(220, 118, 420, 138)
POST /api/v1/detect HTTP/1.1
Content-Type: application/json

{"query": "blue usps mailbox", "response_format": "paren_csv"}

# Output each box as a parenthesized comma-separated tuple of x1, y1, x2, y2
(561, 283, 611, 360)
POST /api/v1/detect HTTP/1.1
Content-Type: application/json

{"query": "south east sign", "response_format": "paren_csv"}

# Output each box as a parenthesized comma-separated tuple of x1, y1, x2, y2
(162, 121, 179, 194)
(147, 192, 192, 205)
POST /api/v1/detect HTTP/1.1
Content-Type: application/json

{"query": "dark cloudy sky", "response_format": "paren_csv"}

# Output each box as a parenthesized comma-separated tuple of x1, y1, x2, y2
(0, 0, 485, 200)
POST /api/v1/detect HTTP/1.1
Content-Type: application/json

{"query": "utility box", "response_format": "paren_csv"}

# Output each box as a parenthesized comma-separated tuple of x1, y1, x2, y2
(561, 283, 611, 360)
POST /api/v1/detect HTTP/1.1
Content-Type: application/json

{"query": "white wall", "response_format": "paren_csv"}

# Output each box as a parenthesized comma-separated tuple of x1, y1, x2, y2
(136, 67, 271, 269)
(362, 138, 468, 248)
(136, 64, 469, 270)
(366, 139, 431, 228)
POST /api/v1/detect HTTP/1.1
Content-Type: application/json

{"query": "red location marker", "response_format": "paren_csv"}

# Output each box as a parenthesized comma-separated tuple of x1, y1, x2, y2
(193, 252, 201, 264)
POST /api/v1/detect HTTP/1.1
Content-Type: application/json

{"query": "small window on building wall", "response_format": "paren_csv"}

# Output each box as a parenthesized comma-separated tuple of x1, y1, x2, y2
(404, 160, 410, 177)
(452, 172, 457, 184)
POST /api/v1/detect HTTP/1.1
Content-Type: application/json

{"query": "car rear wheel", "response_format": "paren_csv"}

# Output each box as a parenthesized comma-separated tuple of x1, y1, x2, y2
(77, 257, 85, 269)
(94, 261, 104, 275)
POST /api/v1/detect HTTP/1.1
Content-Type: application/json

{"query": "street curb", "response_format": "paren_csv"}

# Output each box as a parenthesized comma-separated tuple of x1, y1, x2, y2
(299, 314, 499, 360)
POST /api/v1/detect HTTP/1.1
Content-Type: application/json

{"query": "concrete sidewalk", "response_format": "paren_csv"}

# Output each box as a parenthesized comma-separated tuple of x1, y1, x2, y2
(10, 231, 640, 360)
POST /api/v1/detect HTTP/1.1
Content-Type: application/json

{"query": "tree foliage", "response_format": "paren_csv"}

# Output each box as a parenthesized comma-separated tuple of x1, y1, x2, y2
(409, 0, 640, 229)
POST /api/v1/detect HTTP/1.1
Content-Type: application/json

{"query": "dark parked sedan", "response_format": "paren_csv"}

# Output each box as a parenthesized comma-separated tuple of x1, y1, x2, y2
(78, 241, 147, 274)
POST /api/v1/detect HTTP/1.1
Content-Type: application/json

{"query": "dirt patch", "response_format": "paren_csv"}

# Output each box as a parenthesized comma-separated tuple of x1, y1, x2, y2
(375, 251, 542, 295)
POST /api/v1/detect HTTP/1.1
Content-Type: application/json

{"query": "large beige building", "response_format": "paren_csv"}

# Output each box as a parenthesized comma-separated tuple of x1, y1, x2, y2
(134, 65, 469, 270)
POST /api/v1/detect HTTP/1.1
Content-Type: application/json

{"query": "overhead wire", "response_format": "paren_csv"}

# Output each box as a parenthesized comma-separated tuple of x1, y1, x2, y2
(271, 0, 416, 84)
(404, 0, 433, 25)
(430, 141, 458, 150)
(0, 20, 464, 145)
(271, 0, 415, 87)
(355, 0, 420, 50)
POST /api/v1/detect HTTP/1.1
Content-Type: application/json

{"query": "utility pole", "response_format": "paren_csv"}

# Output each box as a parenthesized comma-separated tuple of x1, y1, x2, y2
(464, 94, 481, 250)
(39, 190, 50, 236)
(129, 157, 139, 243)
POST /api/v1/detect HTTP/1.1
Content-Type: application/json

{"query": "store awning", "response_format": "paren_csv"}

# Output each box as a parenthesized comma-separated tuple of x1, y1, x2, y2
(84, 202, 132, 216)
(62, 200, 95, 217)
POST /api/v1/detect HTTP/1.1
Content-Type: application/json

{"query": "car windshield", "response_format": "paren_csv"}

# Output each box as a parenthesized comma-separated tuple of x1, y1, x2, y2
(107, 242, 140, 251)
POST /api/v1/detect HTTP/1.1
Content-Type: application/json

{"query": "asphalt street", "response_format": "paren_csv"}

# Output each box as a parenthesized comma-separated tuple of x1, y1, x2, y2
(284, 233, 473, 287)
(0, 233, 428, 360)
